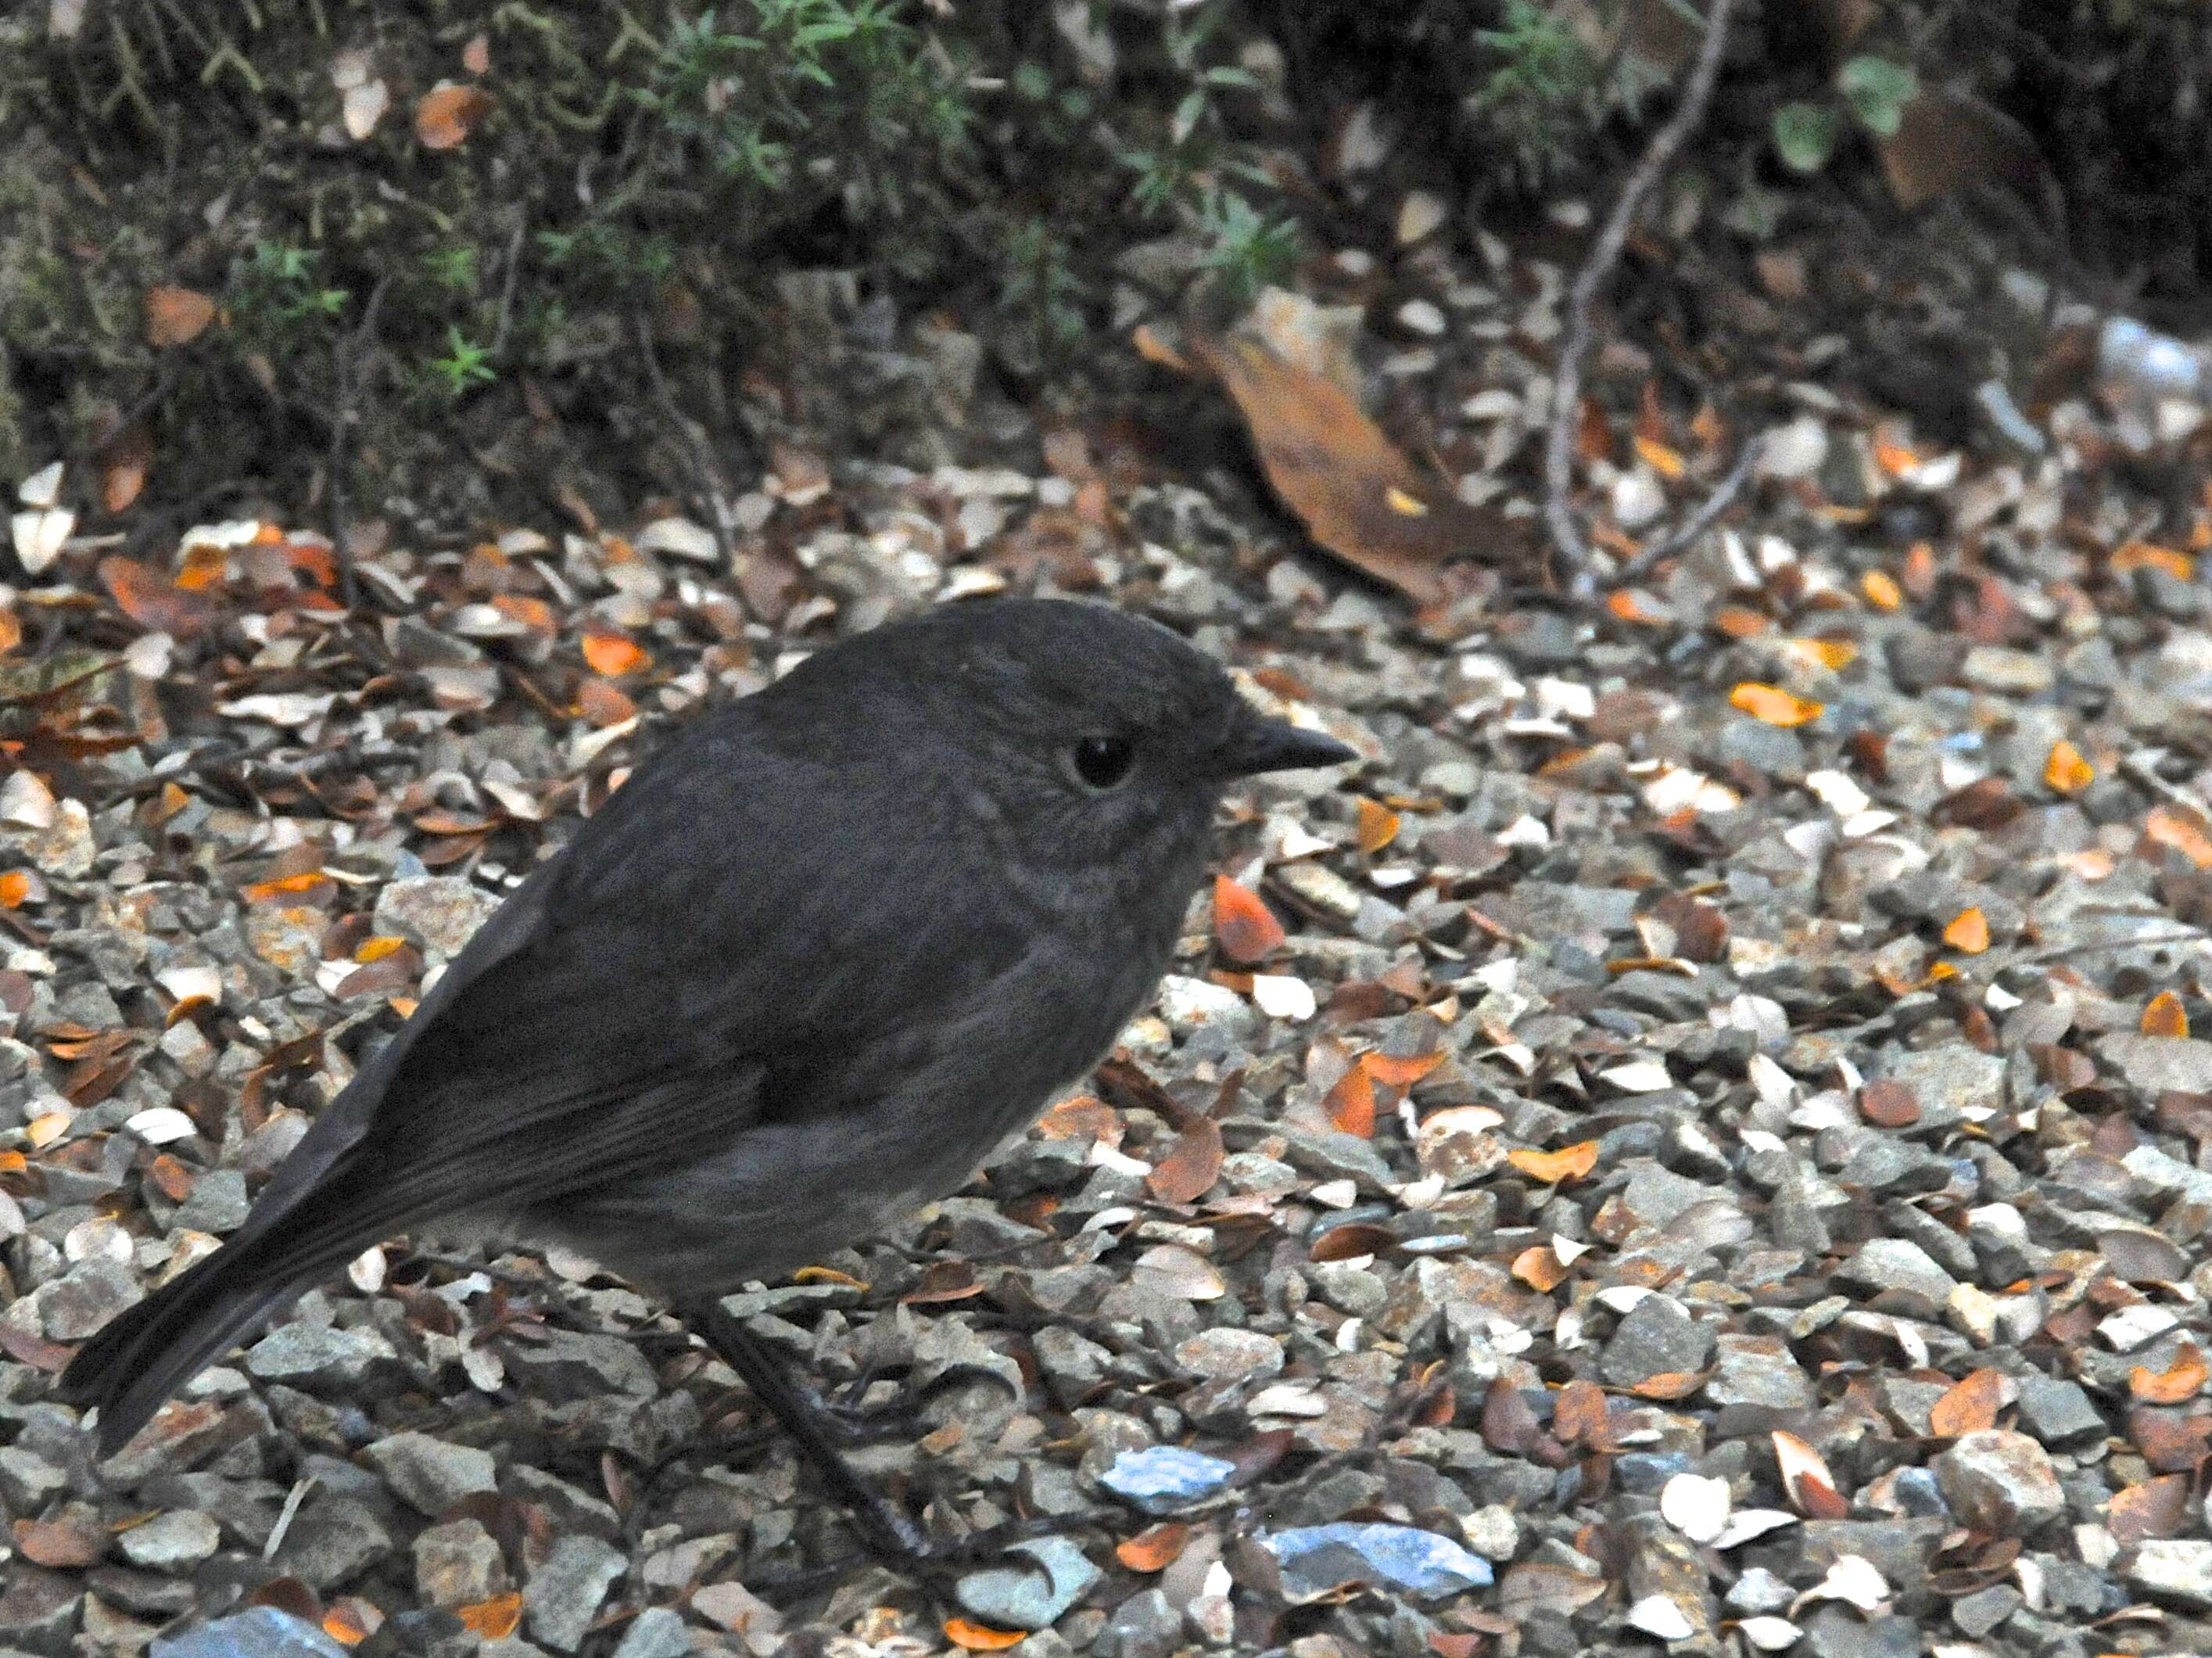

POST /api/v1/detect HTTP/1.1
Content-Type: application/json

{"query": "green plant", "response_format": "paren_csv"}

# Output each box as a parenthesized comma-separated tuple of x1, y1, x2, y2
(426, 328, 497, 399)
(1193, 187, 1301, 307)
(421, 244, 480, 294)
(1471, 0, 1604, 188)
(1772, 52, 1918, 174)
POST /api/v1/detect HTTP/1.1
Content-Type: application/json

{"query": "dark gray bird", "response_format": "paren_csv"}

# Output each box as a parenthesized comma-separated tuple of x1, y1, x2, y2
(59, 598, 1352, 1543)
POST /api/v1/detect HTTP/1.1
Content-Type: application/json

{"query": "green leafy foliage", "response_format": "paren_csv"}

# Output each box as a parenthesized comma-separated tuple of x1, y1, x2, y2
(1837, 55, 1917, 138)
(1470, 0, 1604, 188)
(1772, 102, 1839, 174)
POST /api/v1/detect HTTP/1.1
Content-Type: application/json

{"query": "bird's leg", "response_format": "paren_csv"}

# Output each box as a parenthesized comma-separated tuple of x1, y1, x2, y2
(678, 1297, 934, 1566)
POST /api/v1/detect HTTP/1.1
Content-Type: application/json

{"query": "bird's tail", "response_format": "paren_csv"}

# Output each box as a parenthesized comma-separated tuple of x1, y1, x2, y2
(56, 1222, 358, 1457)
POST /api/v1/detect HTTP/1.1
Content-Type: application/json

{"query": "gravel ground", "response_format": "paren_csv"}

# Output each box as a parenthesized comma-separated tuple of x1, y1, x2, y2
(5, 217, 2212, 1658)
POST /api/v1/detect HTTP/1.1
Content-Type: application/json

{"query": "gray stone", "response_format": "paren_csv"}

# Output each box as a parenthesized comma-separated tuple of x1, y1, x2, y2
(1934, 1430, 2065, 1534)
(500, 1328, 658, 1400)
(170, 1169, 249, 1234)
(1098, 1445, 1236, 1513)
(1099, 1587, 1181, 1658)
(1600, 1295, 1714, 1387)
(271, 1497, 393, 1591)
(1264, 1522, 1493, 1601)
(1799, 1607, 1919, 1658)
(955, 1536, 1100, 1630)
(244, 1322, 393, 1386)
(152, 1608, 350, 1658)
(1836, 1237, 1957, 1311)
(2127, 1538, 2212, 1611)
(363, 1431, 497, 1517)
(375, 876, 500, 964)
(414, 1519, 507, 1607)
(1705, 1335, 1815, 1412)
(39, 1258, 141, 1340)
(2098, 1034, 2212, 1096)
(1952, 1583, 2020, 1637)
(117, 1509, 220, 1571)
(609, 1609, 690, 1658)
(2013, 1375, 2105, 1447)
(525, 1534, 628, 1653)
(1174, 1327, 1283, 1382)
(1883, 1046, 2006, 1125)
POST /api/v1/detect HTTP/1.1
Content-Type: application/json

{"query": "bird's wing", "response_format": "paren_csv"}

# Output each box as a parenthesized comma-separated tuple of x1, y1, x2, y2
(232, 709, 1034, 1258)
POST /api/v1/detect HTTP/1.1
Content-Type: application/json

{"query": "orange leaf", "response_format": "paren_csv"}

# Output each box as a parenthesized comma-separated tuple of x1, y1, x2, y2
(1508, 1141, 1598, 1185)
(2145, 806, 2212, 870)
(415, 83, 495, 149)
(1788, 637, 1857, 672)
(489, 593, 555, 633)
(2142, 992, 2190, 1039)
(1213, 874, 1285, 964)
(2113, 540, 2195, 582)
(1729, 682, 1822, 727)
(1511, 1244, 1565, 1291)
(0, 870, 29, 909)
(945, 1618, 1027, 1650)
(1773, 1430, 1848, 1518)
(1196, 337, 1497, 605)
(1862, 569, 1903, 610)
(456, 1594, 521, 1640)
(1633, 435, 1685, 480)
(1928, 1368, 2006, 1437)
(2045, 740, 2094, 795)
(1712, 605, 1771, 638)
(175, 543, 229, 590)
(2131, 1343, 2207, 1405)
(144, 285, 216, 347)
(321, 1605, 371, 1647)
(1629, 1370, 1705, 1401)
(1943, 907, 1991, 954)
(1361, 1050, 1444, 1091)
(582, 630, 647, 676)
(576, 676, 636, 728)
(1554, 1379, 1609, 1447)
(1115, 1520, 1191, 1573)
(354, 935, 407, 964)
(101, 555, 223, 637)
(1326, 1063, 1377, 1138)
(1356, 797, 1400, 853)
(242, 871, 328, 903)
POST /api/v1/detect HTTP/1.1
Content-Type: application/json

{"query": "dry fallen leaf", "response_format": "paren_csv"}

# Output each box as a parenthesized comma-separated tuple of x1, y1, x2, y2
(415, 83, 495, 149)
(1325, 1062, 1377, 1138)
(1943, 907, 1990, 954)
(2113, 540, 2195, 582)
(1862, 569, 1903, 609)
(2131, 1343, 2207, 1405)
(2144, 806, 2212, 870)
(1928, 1368, 2007, 1437)
(943, 1619, 1027, 1650)
(1773, 1430, 1848, 1518)
(1507, 1140, 1599, 1185)
(1356, 796, 1401, 853)
(144, 285, 216, 348)
(1196, 336, 1496, 605)
(2045, 740, 2094, 795)
(581, 630, 647, 676)
(2142, 992, 2190, 1039)
(1729, 683, 1823, 727)
(456, 1595, 521, 1639)
(1115, 1520, 1190, 1573)
(1213, 874, 1285, 964)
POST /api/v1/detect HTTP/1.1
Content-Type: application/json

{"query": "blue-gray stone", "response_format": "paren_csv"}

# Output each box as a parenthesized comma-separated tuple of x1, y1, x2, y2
(1264, 1522, 1495, 1602)
(1099, 1445, 1237, 1512)
(955, 1536, 1102, 1630)
(152, 1608, 351, 1658)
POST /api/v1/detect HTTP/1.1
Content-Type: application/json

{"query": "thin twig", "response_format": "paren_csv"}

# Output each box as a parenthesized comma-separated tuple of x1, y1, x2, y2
(1544, 0, 1742, 599)
(489, 215, 528, 359)
(1610, 429, 1765, 587)
(2004, 928, 2210, 967)
(328, 275, 392, 609)
(633, 310, 736, 569)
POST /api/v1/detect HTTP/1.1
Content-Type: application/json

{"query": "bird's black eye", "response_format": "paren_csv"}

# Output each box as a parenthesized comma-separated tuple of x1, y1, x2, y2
(1070, 734, 1135, 790)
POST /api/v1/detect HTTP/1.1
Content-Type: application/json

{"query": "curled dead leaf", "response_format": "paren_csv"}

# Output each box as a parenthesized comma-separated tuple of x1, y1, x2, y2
(1507, 1141, 1598, 1185)
(1213, 874, 1285, 964)
(2131, 1343, 2207, 1405)
(1773, 1430, 1848, 1518)
(1730, 683, 1823, 727)
(1927, 1368, 2007, 1437)
(2142, 992, 2189, 1040)
(145, 285, 216, 348)
(1942, 908, 1990, 954)
(1115, 1520, 1191, 1573)
(415, 83, 495, 149)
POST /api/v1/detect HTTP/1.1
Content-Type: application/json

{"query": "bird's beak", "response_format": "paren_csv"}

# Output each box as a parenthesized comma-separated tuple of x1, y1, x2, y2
(1217, 709, 1357, 777)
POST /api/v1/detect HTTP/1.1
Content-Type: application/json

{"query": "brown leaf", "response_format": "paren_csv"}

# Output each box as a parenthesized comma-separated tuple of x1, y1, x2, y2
(0, 1320, 77, 1373)
(1508, 1141, 1599, 1185)
(456, 1594, 520, 1639)
(1553, 1379, 1610, 1448)
(2142, 992, 2190, 1040)
(1858, 1078, 1921, 1129)
(1511, 1244, 1566, 1292)
(144, 285, 216, 347)
(1877, 90, 2050, 211)
(1308, 1221, 1394, 1262)
(14, 1506, 106, 1568)
(1481, 1376, 1561, 1463)
(2131, 1343, 2208, 1405)
(1929, 1368, 2007, 1437)
(100, 555, 223, 637)
(2106, 1473, 2190, 1543)
(2127, 1406, 2212, 1473)
(1196, 336, 1492, 604)
(1628, 1370, 1705, 1401)
(1356, 797, 1400, 853)
(1773, 1430, 1848, 1518)
(2144, 806, 2212, 870)
(1362, 1050, 1444, 1090)
(1325, 1062, 1376, 1138)
(415, 84, 495, 149)
(1146, 1113, 1224, 1206)
(1212, 874, 1285, 964)
(1115, 1521, 1190, 1573)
